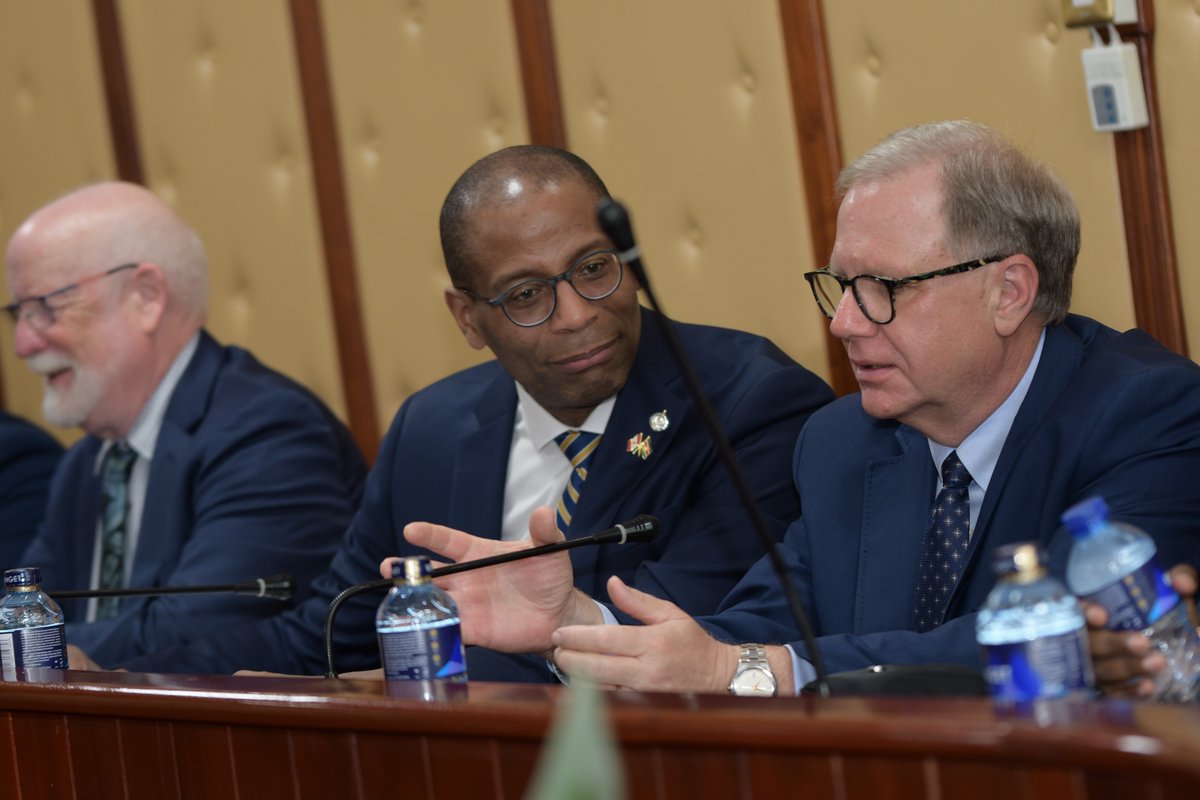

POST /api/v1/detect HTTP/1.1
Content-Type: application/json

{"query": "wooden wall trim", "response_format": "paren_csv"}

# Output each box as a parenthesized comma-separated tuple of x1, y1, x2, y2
(509, 0, 568, 148)
(90, 0, 144, 184)
(1114, 0, 1187, 356)
(287, 0, 380, 462)
(777, 0, 855, 396)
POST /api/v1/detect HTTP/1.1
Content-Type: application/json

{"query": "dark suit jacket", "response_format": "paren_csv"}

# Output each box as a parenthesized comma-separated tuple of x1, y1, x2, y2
(702, 315, 1200, 678)
(22, 332, 367, 666)
(124, 308, 834, 677)
(0, 412, 62, 569)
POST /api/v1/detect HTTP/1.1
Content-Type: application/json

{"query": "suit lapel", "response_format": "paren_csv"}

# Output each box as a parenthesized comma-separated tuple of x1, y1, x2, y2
(976, 325, 1082, 537)
(71, 439, 105, 589)
(445, 370, 517, 541)
(129, 333, 218, 588)
(567, 311, 688, 596)
(856, 425, 937, 631)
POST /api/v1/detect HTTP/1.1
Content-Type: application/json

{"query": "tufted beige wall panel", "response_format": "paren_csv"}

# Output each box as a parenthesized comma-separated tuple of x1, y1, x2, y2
(0, 1, 114, 441)
(320, 0, 529, 422)
(1156, 0, 1200, 357)
(116, 0, 345, 418)
(822, 0, 1138, 332)
(550, 0, 832, 378)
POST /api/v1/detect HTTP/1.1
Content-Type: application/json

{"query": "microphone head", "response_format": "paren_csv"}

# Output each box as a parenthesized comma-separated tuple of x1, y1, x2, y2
(619, 514, 660, 544)
(258, 574, 295, 601)
(596, 198, 637, 252)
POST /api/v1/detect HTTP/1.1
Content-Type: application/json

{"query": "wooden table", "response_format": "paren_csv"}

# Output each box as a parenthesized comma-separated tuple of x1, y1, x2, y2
(2, 668, 1198, 799)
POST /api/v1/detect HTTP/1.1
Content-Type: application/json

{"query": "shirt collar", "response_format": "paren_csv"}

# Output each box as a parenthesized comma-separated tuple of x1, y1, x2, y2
(514, 382, 615, 452)
(928, 329, 1046, 490)
(95, 333, 200, 468)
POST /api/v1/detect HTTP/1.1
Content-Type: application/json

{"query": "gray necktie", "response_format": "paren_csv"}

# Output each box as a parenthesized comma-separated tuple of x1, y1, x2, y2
(97, 442, 137, 621)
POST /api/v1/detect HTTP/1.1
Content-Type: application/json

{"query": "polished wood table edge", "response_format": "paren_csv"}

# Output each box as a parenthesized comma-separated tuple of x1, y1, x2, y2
(2, 669, 1199, 779)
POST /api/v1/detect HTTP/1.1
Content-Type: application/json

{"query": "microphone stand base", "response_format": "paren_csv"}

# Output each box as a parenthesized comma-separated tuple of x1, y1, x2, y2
(803, 664, 988, 698)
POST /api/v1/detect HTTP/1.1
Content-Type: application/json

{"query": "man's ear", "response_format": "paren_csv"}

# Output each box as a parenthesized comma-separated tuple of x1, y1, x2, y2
(992, 255, 1039, 337)
(129, 262, 167, 333)
(444, 287, 487, 350)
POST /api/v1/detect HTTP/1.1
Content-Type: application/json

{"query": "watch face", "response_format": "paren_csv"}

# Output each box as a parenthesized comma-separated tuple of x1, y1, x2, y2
(730, 666, 776, 696)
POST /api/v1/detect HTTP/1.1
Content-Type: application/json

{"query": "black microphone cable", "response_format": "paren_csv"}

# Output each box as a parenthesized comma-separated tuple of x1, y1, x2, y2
(597, 198, 831, 696)
(323, 515, 660, 678)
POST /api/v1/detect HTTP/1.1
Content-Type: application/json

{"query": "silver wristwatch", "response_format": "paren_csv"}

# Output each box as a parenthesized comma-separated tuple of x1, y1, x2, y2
(728, 643, 777, 696)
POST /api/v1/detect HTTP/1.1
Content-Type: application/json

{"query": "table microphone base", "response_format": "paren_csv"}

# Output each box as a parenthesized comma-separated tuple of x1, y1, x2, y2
(803, 664, 988, 697)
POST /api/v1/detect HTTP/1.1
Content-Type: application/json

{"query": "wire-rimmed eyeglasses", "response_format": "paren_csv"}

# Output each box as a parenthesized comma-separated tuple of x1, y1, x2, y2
(803, 255, 1006, 325)
(2, 263, 138, 332)
(458, 249, 624, 328)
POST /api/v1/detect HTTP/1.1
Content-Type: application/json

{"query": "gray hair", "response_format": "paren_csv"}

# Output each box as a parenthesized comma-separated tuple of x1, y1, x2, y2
(837, 120, 1079, 324)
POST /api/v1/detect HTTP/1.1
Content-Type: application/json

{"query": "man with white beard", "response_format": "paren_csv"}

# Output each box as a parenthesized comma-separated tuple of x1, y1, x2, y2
(3, 182, 367, 667)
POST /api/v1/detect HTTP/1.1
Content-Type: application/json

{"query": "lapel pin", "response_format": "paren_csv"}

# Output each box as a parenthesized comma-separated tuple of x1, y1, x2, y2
(649, 409, 669, 432)
(626, 432, 652, 460)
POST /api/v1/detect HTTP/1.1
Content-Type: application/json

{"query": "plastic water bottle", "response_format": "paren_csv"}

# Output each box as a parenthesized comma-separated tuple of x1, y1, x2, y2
(376, 556, 467, 687)
(1062, 495, 1200, 703)
(976, 543, 1093, 702)
(0, 567, 68, 673)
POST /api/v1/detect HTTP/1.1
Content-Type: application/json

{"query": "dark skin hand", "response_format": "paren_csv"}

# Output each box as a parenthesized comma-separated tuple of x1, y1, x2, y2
(1086, 564, 1198, 697)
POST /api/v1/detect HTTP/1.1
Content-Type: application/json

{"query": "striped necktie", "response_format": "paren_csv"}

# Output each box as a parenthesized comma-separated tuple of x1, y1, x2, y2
(554, 431, 601, 533)
(910, 450, 973, 633)
(97, 442, 137, 621)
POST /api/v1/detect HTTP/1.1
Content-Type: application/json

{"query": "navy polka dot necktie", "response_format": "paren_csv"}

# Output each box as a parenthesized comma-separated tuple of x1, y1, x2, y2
(910, 450, 972, 633)
(554, 431, 601, 534)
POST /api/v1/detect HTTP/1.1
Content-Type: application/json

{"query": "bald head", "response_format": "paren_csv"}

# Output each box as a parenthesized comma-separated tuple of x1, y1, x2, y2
(7, 182, 208, 321)
(439, 145, 610, 288)
(5, 182, 210, 437)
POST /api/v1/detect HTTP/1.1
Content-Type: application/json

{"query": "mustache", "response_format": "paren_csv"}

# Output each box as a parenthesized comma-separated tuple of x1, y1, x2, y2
(25, 352, 75, 376)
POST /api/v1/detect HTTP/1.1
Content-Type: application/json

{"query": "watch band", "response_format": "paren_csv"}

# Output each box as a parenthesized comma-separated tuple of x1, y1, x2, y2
(728, 642, 777, 696)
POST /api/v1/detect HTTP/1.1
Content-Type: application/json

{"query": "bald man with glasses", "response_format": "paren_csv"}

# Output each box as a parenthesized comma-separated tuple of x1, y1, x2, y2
(111, 145, 834, 681)
(4, 182, 367, 668)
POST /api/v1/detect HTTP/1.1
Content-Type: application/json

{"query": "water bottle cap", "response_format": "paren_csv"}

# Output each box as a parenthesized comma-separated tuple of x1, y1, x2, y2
(392, 556, 432, 583)
(3, 567, 41, 588)
(1060, 495, 1111, 538)
(990, 542, 1045, 577)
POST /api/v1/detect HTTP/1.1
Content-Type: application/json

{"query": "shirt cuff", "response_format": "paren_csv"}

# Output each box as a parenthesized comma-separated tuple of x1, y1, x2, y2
(785, 644, 818, 694)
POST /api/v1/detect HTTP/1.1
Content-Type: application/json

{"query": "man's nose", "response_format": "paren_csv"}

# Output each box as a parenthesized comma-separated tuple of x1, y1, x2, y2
(11, 313, 49, 359)
(828, 288, 875, 339)
(549, 279, 596, 330)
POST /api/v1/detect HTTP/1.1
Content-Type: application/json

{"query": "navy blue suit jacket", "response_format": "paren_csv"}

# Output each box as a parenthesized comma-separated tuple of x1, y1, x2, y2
(0, 412, 62, 570)
(22, 332, 367, 666)
(703, 316, 1200, 675)
(125, 309, 833, 677)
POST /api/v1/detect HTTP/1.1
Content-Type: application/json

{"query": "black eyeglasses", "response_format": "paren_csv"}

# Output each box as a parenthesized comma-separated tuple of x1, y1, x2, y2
(3, 263, 138, 332)
(458, 250, 624, 327)
(803, 256, 1006, 325)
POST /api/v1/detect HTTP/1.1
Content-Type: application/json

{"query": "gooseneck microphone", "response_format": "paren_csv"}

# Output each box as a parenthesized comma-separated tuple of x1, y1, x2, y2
(49, 574, 296, 601)
(323, 515, 661, 678)
(597, 199, 832, 696)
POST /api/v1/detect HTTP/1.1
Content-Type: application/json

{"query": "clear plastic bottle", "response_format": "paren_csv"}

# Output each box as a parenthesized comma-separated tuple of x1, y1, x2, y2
(376, 556, 467, 686)
(1062, 495, 1199, 703)
(976, 543, 1093, 703)
(0, 567, 68, 672)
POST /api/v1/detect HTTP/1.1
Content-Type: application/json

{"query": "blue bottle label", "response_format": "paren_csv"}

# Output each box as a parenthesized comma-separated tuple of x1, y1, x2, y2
(378, 623, 467, 682)
(1082, 557, 1178, 630)
(0, 623, 67, 670)
(983, 628, 1092, 702)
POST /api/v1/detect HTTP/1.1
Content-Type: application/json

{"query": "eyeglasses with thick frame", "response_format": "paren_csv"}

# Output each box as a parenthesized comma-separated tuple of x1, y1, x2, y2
(2, 263, 139, 332)
(803, 255, 1007, 325)
(457, 249, 624, 328)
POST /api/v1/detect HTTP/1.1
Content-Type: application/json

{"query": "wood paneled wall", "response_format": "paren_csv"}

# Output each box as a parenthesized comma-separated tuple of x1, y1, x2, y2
(0, 0, 1195, 456)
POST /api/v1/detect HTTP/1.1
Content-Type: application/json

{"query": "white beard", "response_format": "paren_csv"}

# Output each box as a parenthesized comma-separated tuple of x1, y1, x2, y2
(26, 352, 107, 429)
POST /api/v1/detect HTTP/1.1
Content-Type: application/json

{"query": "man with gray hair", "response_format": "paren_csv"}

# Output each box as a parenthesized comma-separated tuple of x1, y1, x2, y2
(396, 120, 1200, 697)
(4, 182, 367, 666)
